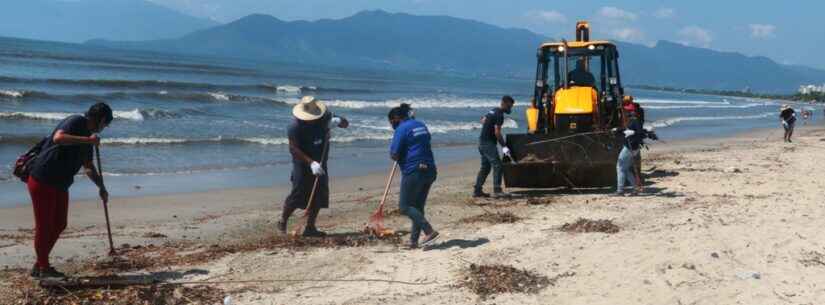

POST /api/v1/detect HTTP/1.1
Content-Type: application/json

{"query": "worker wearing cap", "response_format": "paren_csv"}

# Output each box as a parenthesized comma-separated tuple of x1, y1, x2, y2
(613, 111, 646, 196)
(278, 96, 348, 237)
(780, 104, 796, 143)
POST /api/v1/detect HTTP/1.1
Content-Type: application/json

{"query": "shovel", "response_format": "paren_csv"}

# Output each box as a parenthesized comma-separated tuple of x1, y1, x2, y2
(95, 146, 116, 256)
(366, 162, 398, 237)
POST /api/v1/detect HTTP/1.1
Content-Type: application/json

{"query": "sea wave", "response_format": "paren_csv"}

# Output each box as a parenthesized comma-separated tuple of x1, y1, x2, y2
(0, 108, 180, 122)
(637, 98, 731, 105)
(0, 76, 369, 94)
(284, 97, 506, 109)
(643, 103, 767, 110)
(0, 88, 290, 105)
(650, 112, 774, 128)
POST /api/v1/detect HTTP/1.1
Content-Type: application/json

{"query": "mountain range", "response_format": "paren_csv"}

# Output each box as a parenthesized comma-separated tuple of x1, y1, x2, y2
(3, 3, 819, 93)
(0, 0, 217, 42)
(87, 10, 825, 93)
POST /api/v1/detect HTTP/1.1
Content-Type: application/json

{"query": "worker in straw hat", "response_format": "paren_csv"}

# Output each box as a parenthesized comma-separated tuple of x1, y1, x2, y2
(779, 104, 797, 143)
(277, 96, 349, 237)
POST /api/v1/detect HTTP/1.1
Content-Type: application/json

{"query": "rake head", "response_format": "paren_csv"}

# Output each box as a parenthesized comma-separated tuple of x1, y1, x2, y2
(365, 205, 394, 237)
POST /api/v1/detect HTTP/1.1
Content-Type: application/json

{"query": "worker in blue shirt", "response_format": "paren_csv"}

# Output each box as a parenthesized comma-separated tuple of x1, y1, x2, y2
(388, 103, 440, 249)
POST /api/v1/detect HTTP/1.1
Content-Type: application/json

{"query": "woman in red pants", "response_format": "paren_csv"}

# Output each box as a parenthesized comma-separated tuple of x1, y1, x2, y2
(26, 103, 112, 278)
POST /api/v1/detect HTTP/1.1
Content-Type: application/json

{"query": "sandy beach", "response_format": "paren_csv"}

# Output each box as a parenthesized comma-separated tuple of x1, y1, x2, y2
(3, 125, 825, 304)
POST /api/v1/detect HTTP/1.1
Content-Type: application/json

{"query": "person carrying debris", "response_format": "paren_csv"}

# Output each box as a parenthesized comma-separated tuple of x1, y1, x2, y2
(278, 96, 349, 237)
(780, 104, 796, 143)
(474, 96, 515, 198)
(613, 111, 649, 196)
(26, 103, 113, 278)
(388, 103, 440, 249)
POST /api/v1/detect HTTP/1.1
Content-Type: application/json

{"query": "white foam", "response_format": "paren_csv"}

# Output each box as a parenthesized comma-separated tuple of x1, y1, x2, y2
(240, 137, 290, 145)
(103, 137, 188, 145)
(114, 109, 145, 121)
(650, 112, 774, 128)
(285, 97, 504, 109)
(276, 85, 302, 95)
(0, 111, 71, 120)
(644, 103, 765, 110)
(0, 90, 25, 98)
(207, 92, 230, 101)
(637, 98, 730, 105)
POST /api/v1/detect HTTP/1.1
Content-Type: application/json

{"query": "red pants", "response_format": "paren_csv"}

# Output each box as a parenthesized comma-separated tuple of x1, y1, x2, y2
(27, 177, 68, 269)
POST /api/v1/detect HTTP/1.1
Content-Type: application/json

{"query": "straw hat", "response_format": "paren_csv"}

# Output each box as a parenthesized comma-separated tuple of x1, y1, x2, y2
(293, 96, 327, 121)
(781, 104, 790, 110)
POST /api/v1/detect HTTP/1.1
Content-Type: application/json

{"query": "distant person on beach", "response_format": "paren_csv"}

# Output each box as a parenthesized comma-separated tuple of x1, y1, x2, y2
(388, 103, 440, 249)
(613, 111, 646, 196)
(474, 96, 515, 198)
(568, 59, 595, 87)
(278, 96, 349, 237)
(780, 105, 796, 143)
(26, 103, 113, 278)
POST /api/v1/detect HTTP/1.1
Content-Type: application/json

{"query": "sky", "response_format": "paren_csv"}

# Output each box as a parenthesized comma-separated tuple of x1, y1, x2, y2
(147, 0, 825, 70)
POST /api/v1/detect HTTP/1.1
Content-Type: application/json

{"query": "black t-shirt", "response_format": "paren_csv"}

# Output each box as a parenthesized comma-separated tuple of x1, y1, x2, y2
(780, 109, 796, 124)
(568, 69, 596, 87)
(287, 116, 329, 165)
(479, 108, 505, 144)
(30, 115, 93, 191)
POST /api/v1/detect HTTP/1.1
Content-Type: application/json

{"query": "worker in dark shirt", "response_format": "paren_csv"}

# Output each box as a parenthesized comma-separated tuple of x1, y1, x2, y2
(27, 103, 112, 278)
(388, 103, 440, 249)
(474, 96, 515, 198)
(613, 111, 646, 196)
(278, 96, 349, 237)
(568, 59, 596, 87)
(780, 104, 797, 143)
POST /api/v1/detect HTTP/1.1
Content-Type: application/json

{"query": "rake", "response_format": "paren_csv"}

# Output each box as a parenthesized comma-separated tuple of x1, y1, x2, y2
(292, 131, 331, 237)
(366, 162, 398, 237)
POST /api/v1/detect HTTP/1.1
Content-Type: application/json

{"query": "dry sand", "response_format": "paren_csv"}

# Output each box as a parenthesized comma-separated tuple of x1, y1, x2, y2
(3, 126, 825, 304)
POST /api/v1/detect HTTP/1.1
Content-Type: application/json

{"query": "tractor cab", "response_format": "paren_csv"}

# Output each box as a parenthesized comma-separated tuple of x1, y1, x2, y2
(529, 22, 626, 134)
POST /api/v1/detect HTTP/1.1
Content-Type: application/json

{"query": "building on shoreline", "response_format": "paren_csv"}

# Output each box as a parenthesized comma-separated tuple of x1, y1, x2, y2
(799, 84, 825, 94)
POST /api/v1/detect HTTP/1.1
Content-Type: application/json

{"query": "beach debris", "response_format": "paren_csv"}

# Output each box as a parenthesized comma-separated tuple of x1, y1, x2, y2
(736, 271, 761, 280)
(460, 211, 522, 224)
(711, 252, 720, 259)
(560, 218, 620, 234)
(0, 270, 224, 305)
(723, 167, 742, 174)
(799, 250, 825, 267)
(526, 196, 556, 205)
(142, 232, 168, 238)
(79, 233, 404, 274)
(459, 264, 557, 299)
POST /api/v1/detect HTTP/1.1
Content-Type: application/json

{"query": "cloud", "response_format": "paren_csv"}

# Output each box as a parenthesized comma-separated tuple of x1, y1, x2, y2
(526, 10, 568, 24)
(598, 6, 637, 21)
(653, 8, 675, 19)
(610, 27, 646, 42)
(677, 26, 713, 48)
(748, 24, 776, 39)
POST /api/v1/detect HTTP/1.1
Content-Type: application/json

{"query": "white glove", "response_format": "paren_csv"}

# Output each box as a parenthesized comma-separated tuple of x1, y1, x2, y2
(502, 147, 511, 157)
(310, 161, 325, 176)
(611, 127, 618, 133)
(329, 117, 342, 129)
(623, 130, 636, 137)
(643, 126, 654, 132)
(781, 121, 788, 127)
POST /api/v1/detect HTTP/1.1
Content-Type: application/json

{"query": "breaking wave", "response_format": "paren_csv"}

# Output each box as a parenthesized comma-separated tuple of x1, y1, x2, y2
(0, 108, 181, 122)
(284, 97, 505, 109)
(650, 112, 775, 128)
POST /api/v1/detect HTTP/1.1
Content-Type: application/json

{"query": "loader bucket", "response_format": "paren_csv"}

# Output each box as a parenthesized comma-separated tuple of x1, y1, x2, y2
(503, 132, 621, 188)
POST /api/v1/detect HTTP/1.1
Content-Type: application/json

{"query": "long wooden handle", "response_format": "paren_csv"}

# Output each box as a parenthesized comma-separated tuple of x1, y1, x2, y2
(95, 146, 115, 255)
(377, 163, 398, 210)
(304, 132, 331, 214)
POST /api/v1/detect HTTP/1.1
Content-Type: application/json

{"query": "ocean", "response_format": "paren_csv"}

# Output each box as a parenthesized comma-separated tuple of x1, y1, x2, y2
(0, 37, 817, 206)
